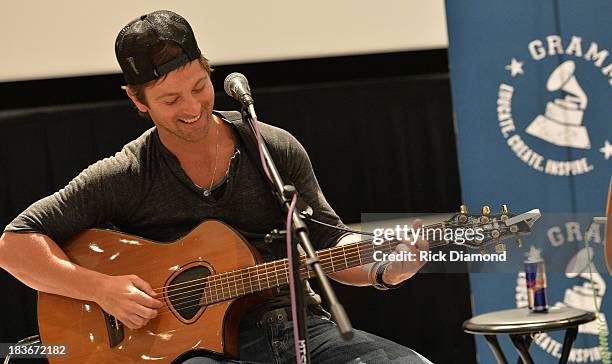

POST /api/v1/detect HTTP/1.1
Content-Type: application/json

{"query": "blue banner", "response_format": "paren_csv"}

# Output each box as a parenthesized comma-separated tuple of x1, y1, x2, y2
(446, 0, 612, 362)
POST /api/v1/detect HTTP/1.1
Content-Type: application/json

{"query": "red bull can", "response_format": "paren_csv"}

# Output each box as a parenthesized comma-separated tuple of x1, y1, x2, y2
(525, 259, 548, 312)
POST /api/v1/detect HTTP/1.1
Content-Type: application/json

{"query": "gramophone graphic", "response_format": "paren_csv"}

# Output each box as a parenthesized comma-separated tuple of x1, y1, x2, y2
(559, 247, 608, 335)
(526, 60, 591, 149)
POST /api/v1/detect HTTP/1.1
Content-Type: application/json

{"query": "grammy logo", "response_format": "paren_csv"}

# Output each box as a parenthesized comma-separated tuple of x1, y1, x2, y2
(526, 60, 591, 149)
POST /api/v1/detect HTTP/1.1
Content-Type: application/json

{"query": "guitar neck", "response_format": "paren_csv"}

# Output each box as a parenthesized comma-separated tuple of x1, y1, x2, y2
(200, 222, 449, 305)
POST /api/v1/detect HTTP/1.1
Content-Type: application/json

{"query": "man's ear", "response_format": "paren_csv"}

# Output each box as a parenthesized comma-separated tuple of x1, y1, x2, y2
(124, 86, 149, 113)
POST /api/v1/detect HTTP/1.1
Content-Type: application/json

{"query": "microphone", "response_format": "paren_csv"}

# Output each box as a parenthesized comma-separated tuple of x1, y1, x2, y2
(224, 72, 254, 108)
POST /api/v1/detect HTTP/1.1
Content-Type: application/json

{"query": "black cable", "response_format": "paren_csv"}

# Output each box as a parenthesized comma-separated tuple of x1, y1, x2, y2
(307, 217, 374, 236)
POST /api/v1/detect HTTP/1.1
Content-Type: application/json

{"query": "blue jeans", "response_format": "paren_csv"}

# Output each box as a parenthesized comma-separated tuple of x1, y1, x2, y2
(182, 309, 433, 364)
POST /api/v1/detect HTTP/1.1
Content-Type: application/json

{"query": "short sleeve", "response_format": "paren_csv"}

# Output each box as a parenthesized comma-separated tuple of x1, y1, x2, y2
(278, 131, 349, 250)
(4, 151, 140, 245)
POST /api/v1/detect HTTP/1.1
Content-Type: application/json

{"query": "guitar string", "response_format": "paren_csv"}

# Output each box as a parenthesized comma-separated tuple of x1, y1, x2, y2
(156, 228, 439, 302)
(152, 240, 396, 316)
(154, 221, 453, 295)
(164, 261, 294, 303)
(154, 227, 508, 313)
(153, 241, 381, 314)
(151, 233, 479, 317)
(158, 236, 378, 297)
(155, 218, 504, 298)
(160, 233, 432, 307)
(153, 236, 379, 296)
(150, 220, 515, 316)
(107, 219, 511, 324)
(152, 219, 508, 306)
(149, 239, 504, 318)
(162, 260, 299, 308)
(160, 252, 365, 310)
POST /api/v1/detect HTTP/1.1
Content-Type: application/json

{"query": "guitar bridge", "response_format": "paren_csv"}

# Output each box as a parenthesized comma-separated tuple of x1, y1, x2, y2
(103, 311, 124, 348)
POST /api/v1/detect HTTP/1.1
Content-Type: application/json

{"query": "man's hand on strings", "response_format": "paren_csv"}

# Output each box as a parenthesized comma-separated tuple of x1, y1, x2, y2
(95, 274, 163, 330)
(382, 219, 429, 285)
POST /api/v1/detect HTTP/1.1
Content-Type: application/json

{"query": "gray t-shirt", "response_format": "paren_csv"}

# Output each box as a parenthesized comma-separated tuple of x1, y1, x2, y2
(4, 110, 348, 311)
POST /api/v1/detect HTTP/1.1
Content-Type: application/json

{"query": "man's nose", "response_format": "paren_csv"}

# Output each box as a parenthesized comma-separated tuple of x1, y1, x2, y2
(184, 94, 200, 116)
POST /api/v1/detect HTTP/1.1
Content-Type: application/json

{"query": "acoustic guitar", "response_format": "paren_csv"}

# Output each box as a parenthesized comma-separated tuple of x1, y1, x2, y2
(38, 206, 541, 363)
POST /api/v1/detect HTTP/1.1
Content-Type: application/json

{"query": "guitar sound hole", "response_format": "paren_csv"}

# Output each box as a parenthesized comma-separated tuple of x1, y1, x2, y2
(167, 265, 211, 320)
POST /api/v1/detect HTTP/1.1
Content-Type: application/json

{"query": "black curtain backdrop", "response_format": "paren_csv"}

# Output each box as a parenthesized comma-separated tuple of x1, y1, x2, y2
(0, 73, 474, 363)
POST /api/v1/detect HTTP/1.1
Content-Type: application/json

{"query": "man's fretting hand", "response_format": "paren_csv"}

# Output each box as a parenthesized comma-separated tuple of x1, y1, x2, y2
(382, 219, 429, 285)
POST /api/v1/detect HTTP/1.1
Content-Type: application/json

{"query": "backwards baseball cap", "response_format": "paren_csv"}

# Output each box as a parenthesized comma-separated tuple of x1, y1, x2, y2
(115, 10, 201, 85)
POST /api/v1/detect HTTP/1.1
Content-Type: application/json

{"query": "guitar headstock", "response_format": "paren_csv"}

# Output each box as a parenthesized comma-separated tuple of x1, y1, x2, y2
(443, 204, 541, 252)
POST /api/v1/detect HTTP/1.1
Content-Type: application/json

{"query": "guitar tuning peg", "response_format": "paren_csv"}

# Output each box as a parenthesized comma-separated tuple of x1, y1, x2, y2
(495, 243, 506, 253)
(516, 238, 523, 248)
(458, 205, 469, 223)
(480, 205, 491, 223)
(500, 204, 509, 221)
(501, 204, 509, 215)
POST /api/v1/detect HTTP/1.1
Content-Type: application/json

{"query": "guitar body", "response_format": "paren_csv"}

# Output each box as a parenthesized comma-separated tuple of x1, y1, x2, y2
(38, 220, 270, 363)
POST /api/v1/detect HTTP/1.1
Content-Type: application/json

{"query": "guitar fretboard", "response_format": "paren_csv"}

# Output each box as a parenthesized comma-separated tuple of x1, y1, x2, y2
(181, 222, 450, 306)
(195, 238, 391, 305)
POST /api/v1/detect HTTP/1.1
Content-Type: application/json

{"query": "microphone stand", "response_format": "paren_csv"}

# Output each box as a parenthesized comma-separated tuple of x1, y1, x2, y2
(241, 105, 353, 363)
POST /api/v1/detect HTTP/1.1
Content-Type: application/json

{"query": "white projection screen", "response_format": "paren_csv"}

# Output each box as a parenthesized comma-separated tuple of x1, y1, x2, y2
(2, 0, 448, 82)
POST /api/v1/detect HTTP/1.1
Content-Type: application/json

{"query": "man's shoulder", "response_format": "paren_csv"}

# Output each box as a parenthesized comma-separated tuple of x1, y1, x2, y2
(258, 121, 293, 139)
(216, 109, 291, 134)
(216, 110, 299, 151)
(85, 127, 157, 178)
(122, 127, 157, 157)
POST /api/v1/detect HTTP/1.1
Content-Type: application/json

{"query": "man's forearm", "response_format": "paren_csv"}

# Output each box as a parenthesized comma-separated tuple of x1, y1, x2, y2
(328, 233, 418, 286)
(328, 233, 374, 286)
(0, 231, 105, 302)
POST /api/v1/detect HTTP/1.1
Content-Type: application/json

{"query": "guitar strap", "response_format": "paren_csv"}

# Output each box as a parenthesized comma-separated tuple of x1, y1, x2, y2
(215, 110, 281, 189)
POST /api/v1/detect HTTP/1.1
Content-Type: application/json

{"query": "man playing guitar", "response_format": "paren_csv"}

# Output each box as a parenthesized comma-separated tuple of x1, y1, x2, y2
(0, 10, 431, 363)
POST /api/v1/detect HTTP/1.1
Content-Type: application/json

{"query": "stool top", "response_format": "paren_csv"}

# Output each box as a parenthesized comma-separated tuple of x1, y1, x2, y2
(463, 307, 596, 334)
